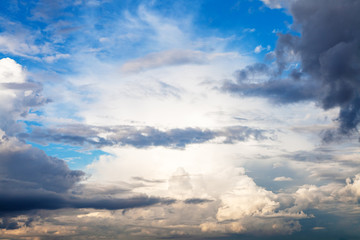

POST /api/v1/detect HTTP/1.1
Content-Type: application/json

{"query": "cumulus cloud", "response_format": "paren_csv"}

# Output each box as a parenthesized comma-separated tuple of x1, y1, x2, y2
(198, 170, 307, 235)
(224, 0, 360, 137)
(0, 58, 49, 135)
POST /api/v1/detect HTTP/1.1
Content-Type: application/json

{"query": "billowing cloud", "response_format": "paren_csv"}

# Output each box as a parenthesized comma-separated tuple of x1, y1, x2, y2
(0, 58, 49, 135)
(224, 0, 360, 137)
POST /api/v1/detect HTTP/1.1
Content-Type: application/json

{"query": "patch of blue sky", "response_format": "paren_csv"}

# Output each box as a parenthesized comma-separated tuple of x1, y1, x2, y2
(0, 0, 291, 73)
(28, 109, 45, 116)
(18, 120, 42, 134)
(193, 0, 293, 53)
(29, 142, 109, 170)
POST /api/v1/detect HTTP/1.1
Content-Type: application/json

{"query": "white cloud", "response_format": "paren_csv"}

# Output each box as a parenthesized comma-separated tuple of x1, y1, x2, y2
(217, 173, 279, 220)
(0, 58, 26, 84)
(254, 45, 271, 53)
(260, 0, 294, 9)
(274, 176, 293, 181)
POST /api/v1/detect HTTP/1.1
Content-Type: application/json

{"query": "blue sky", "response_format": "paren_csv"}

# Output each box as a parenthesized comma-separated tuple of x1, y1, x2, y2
(1, 0, 360, 239)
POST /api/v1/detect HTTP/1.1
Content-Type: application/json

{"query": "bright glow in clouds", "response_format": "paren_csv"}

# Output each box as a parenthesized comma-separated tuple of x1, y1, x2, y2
(0, 0, 360, 239)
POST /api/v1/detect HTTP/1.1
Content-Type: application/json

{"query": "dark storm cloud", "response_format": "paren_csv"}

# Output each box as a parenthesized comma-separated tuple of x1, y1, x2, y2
(222, 77, 319, 104)
(224, 0, 360, 136)
(0, 216, 33, 230)
(22, 124, 269, 149)
(0, 191, 174, 213)
(0, 135, 174, 214)
(0, 137, 84, 193)
(287, 0, 360, 135)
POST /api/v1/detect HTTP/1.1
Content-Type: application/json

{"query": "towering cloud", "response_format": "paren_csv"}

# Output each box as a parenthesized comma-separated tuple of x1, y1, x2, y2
(224, 0, 360, 137)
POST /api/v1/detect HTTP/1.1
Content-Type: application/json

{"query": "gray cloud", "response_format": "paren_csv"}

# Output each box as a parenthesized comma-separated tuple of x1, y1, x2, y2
(222, 76, 319, 104)
(0, 216, 33, 230)
(184, 198, 213, 204)
(223, 0, 360, 138)
(121, 49, 208, 73)
(0, 59, 50, 136)
(0, 133, 175, 215)
(0, 133, 84, 193)
(22, 124, 269, 149)
(0, 191, 174, 213)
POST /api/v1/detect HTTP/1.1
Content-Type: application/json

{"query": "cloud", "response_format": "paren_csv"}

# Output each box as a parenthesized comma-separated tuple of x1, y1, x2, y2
(22, 124, 269, 149)
(222, 77, 319, 104)
(0, 58, 49, 135)
(0, 131, 84, 193)
(274, 176, 293, 182)
(279, 0, 360, 135)
(0, 131, 176, 214)
(254, 45, 270, 54)
(0, 190, 174, 213)
(260, 0, 294, 9)
(198, 169, 308, 235)
(224, 0, 360, 137)
(121, 49, 209, 73)
(0, 55, 176, 215)
(0, 216, 33, 230)
(183, 198, 213, 205)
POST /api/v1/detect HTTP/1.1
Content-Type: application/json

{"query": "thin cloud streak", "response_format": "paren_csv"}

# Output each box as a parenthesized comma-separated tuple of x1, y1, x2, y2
(21, 124, 270, 149)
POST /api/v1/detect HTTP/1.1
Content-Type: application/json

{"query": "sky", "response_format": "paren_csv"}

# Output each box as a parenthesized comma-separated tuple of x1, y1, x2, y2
(1, 0, 360, 239)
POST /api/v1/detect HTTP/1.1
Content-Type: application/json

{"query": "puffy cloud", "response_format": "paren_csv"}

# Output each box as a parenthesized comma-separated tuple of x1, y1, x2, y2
(0, 58, 49, 135)
(338, 174, 360, 202)
(216, 174, 279, 221)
